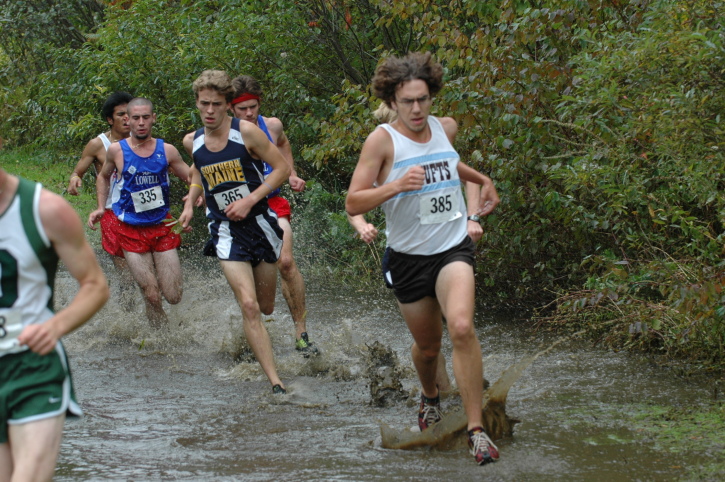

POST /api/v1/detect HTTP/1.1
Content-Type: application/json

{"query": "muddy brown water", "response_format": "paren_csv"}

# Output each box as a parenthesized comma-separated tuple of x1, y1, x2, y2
(51, 255, 714, 481)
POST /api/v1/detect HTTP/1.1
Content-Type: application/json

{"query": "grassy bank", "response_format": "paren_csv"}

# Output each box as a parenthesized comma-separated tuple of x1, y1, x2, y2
(1, 149, 99, 239)
(534, 257, 725, 375)
(1, 148, 96, 211)
(558, 396, 725, 480)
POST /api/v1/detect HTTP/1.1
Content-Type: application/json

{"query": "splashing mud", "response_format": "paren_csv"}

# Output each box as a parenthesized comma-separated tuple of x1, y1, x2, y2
(380, 333, 580, 450)
(366, 341, 406, 407)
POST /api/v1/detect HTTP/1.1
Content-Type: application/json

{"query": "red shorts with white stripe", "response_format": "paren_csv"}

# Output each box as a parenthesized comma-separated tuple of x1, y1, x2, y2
(100, 209, 124, 258)
(267, 195, 291, 219)
(116, 214, 181, 254)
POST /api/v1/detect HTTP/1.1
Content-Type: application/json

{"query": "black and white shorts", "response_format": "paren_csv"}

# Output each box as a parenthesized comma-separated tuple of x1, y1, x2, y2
(382, 237, 475, 304)
(204, 210, 283, 266)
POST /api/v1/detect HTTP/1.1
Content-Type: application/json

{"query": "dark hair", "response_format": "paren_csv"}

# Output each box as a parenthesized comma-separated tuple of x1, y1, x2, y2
(128, 97, 154, 112)
(231, 75, 263, 99)
(371, 52, 444, 106)
(101, 91, 134, 121)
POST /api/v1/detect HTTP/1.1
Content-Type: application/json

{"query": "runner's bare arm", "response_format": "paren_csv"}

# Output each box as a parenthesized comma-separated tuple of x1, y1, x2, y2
(347, 213, 379, 244)
(88, 144, 120, 228)
(242, 122, 291, 199)
(18, 190, 109, 355)
(458, 163, 499, 216)
(439, 116, 459, 144)
(465, 182, 484, 243)
(68, 137, 103, 195)
(266, 116, 305, 192)
(274, 124, 305, 192)
(346, 128, 423, 216)
(222, 123, 290, 221)
(182, 131, 195, 159)
(165, 144, 191, 184)
(440, 115, 499, 217)
(180, 164, 203, 229)
(181, 132, 205, 209)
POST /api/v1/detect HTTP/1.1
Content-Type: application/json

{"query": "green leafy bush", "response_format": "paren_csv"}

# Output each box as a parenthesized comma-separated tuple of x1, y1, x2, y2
(1, 0, 724, 367)
(293, 181, 387, 286)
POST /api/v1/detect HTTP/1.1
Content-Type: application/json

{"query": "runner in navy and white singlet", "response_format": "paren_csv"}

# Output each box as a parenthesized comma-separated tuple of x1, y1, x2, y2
(179, 70, 291, 394)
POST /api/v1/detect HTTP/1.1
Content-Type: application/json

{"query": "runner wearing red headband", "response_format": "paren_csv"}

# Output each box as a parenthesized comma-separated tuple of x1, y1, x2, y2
(230, 75, 319, 357)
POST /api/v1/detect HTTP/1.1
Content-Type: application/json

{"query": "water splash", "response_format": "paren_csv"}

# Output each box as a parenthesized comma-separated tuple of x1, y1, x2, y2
(366, 341, 406, 407)
(380, 331, 583, 450)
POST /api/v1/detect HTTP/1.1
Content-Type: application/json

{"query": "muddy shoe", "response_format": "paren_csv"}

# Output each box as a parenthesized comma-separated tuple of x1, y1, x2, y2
(468, 427, 499, 465)
(418, 393, 442, 431)
(295, 332, 320, 357)
(272, 384, 287, 394)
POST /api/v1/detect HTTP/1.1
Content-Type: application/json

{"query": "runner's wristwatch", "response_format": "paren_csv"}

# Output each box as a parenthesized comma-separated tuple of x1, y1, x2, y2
(467, 214, 481, 222)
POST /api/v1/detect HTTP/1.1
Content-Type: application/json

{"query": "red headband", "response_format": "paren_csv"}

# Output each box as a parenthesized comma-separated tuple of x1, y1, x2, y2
(231, 93, 260, 105)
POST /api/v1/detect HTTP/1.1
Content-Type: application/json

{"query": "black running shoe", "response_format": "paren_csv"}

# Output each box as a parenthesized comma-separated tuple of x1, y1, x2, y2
(272, 384, 287, 394)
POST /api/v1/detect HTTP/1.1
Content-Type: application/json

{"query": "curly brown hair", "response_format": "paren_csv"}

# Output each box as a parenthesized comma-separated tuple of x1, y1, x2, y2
(371, 52, 444, 106)
(192, 70, 234, 102)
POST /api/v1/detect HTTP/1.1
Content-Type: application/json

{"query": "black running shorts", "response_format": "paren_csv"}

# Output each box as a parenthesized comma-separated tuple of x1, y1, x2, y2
(382, 236, 475, 304)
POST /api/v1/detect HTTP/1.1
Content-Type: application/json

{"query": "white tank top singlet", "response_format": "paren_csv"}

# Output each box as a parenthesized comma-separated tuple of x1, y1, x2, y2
(0, 179, 57, 356)
(98, 132, 121, 209)
(379, 116, 467, 255)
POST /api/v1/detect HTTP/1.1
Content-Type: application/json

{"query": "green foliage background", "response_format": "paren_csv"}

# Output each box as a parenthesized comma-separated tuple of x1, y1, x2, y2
(0, 0, 723, 369)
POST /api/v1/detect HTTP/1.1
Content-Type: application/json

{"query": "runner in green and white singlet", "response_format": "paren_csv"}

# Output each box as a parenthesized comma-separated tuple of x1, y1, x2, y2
(0, 166, 109, 482)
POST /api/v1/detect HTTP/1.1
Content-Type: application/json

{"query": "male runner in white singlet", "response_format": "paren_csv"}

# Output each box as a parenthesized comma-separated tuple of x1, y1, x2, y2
(69, 92, 135, 298)
(0, 166, 109, 481)
(346, 52, 500, 465)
